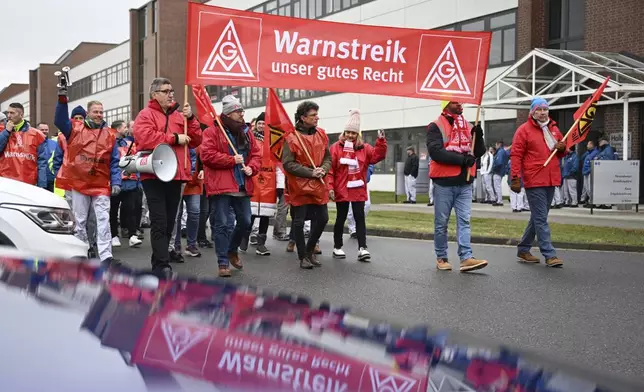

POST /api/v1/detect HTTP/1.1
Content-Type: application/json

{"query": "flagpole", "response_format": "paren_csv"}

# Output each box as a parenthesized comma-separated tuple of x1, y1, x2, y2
(465, 106, 481, 182)
(213, 114, 247, 169)
(292, 129, 325, 185)
(543, 115, 581, 167)
(184, 85, 189, 167)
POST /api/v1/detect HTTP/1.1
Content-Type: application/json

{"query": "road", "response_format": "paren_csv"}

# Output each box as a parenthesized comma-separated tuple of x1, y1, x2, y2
(113, 230, 644, 382)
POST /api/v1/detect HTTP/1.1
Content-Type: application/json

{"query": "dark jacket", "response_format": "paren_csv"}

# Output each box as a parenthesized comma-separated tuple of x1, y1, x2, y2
(403, 154, 419, 178)
(598, 144, 618, 160)
(426, 117, 486, 187)
(562, 151, 579, 179)
(493, 147, 510, 175)
(281, 123, 332, 178)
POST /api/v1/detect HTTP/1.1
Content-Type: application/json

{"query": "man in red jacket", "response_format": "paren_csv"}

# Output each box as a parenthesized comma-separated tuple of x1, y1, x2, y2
(510, 97, 565, 267)
(201, 95, 261, 278)
(133, 77, 202, 275)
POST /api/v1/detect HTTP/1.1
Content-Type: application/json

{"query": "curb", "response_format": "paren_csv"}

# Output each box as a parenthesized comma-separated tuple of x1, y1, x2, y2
(271, 219, 644, 253)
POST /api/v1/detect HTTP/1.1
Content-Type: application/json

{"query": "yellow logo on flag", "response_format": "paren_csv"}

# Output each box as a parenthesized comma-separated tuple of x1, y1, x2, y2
(578, 102, 597, 135)
(268, 125, 285, 160)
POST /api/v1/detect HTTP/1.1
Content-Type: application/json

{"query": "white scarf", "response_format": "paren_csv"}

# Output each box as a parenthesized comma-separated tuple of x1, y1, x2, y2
(537, 118, 557, 150)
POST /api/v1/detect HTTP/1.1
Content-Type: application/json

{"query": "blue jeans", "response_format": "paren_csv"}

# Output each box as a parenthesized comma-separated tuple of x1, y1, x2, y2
(209, 195, 251, 266)
(174, 194, 200, 249)
(518, 187, 556, 258)
(433, 184, 473, 261)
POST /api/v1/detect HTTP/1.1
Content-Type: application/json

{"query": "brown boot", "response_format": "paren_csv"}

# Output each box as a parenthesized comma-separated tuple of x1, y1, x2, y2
(545, 257, 563, 268)
(459, 258, 488, 272)
(307, 251, 321, 267)
(436, 258, 452, 271)
(228, 252, 243, 270)
(518, 252, 540, 263)
(286, 240, 295, 252)
(218, 265, 232, 277)
(314, 244, 322, 254)
(300, 256, 314, 269)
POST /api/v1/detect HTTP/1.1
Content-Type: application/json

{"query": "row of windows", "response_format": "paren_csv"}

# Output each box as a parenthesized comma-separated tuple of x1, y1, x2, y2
(210, 8, 517, 109)
(104, 105, 131, 127)
(251, 0, 367, 19)
(68, 60, 131, 102)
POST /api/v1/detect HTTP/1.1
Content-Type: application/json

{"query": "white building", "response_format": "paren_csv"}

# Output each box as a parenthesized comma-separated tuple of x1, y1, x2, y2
(66, 41, 132, 126)
(207, 0, 519, 191)
(0, 89, 30, 121)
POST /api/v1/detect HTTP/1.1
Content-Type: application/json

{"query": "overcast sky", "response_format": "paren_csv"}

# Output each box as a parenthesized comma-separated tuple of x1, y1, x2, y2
(0, 0, 147, 89)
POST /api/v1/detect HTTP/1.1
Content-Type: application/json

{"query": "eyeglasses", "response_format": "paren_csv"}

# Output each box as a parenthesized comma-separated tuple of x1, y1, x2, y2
(156, 89, 175, 95)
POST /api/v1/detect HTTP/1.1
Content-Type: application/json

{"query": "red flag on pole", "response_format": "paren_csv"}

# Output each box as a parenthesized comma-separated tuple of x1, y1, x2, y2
(191, 85, 217, 128)
(264, 88, 295, 164)
(566, 76, 610, 149)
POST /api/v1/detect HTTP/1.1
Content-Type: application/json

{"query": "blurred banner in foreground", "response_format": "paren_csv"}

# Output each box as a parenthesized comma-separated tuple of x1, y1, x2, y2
(0, 254, 642, 392)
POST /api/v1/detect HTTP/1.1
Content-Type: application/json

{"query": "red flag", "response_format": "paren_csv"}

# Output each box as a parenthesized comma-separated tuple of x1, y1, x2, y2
(264, 88, 295, 164)
(567, 76, 610, 148)
(191, 85, 217, 128)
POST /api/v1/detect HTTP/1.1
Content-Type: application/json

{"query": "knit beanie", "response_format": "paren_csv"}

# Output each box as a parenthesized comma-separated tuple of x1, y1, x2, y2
(344, 109, 360, 133)
(530, 97, 549, 113)
(71, 105, 86, 119)
(222, 95, 243, 115)
(256, 111, 265, 122)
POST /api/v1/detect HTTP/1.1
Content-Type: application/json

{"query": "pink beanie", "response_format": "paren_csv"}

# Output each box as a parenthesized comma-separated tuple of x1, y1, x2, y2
(344, 109, 360, 133)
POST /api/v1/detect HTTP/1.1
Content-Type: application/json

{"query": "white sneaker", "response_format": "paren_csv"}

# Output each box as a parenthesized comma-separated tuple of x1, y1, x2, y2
(111, 236, 121, 247)
(358, 247, 371, 262)
(129, 235, 142, 247)
(333, 248, 346, 259)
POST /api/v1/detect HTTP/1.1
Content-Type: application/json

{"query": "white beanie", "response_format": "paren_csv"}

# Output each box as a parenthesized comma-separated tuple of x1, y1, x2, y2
(0, 112, 6, 122)
(222, 95, 243, 115)
(344, 109, 360, 133)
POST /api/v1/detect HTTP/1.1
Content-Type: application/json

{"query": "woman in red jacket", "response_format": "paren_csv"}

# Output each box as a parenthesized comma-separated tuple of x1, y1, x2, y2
(328, 109, 387, 262)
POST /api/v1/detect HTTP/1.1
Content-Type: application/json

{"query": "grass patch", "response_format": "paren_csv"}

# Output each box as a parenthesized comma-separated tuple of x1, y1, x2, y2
(327, 210, 644, 247)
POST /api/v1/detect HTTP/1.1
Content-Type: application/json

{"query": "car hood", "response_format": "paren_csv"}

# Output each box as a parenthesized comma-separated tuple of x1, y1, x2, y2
(1, 252, 643, 392)
(0, 178, 69, 209)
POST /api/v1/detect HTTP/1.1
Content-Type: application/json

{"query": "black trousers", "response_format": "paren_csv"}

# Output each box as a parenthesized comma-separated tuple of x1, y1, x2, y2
(290, 204, 328, 260)
(142, 179, 183, 268)
(334, 201, 366, 249)
(246, 215, 269, 237)
(198, 187, 210, 242)
(110, 190, 137, 238)
(134, 188, 143, 230)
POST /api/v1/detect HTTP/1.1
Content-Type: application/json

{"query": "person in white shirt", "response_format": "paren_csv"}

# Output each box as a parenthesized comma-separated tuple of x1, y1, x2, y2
(480, 146, 496, 203)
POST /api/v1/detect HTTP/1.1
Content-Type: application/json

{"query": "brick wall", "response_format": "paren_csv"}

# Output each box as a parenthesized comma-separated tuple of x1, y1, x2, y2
(585, 0, 644, 56)
(35, 64, 60, 135)
(602, 103, 642, 159)
(158, 0, 193, 108)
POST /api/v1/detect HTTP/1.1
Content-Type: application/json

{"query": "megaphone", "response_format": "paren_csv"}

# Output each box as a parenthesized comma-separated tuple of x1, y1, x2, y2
(119, 143, 178, 182)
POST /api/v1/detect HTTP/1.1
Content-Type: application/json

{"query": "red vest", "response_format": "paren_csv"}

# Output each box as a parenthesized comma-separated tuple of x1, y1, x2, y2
(0, 127, 45, 185)
(284, 128, 329, 207)
(184, 147, 203, 196)
(56, 120, 117, 196)
(429, 115, 476, 179)
(118, 140, 137, 181)
(250, 143, 277, 217)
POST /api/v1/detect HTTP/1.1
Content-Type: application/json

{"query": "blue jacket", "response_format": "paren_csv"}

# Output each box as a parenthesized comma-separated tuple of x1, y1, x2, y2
(54, 100, 121, 187)
(0, 121, 49, 188)
(582, 147, 599, 175)
(562, 151, 579, 178)
(598, 144, 618, 160)
(492, 147, 509, 175)
(52, 140, 64, 177)
(366, 164, 375, 183)
(44, 138, 58, 184)
(115, 137, 139, 192)
(190, 148, 197, 175)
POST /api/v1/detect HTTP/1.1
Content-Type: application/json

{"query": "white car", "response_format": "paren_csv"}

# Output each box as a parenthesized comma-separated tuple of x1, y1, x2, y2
(0, 177, 88, 259)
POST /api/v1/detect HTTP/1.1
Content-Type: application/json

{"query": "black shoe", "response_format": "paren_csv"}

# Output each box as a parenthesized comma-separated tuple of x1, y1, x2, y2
(427, 202, 434, 206)
(569, 204, 579, 208)
(410, 201, 417, 204)
(240, 236, 249, 252)
(350, 232, 358, 239)
(512, 209, 520, 213)
(140, 221, 151, 229)
(169, 250, 185, 263)
(181, 228, 187, 238)
(101, 257, 131, 273)
(256, 244, 271, 256)
(136, 229, 145, 240)
(403, 200, 410, 204)
(152, 264, 172, 278)
(198, 239, 214, 248)
(493, 203, 504, 207)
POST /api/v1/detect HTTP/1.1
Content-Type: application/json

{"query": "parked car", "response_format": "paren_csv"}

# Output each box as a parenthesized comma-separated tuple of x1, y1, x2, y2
(0, 177, 88, 258)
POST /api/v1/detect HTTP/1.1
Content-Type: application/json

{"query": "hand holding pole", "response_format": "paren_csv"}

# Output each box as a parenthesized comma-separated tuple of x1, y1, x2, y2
(543, 116, 580, 167)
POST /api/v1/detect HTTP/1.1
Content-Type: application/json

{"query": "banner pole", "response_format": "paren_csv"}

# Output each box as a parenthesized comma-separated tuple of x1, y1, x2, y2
(543, 115, 581, 167)
(214, 115, 247, 169)
(465, 106, 481, 182)
(184, 85, 189, 167)
(292, 129, 325, 185)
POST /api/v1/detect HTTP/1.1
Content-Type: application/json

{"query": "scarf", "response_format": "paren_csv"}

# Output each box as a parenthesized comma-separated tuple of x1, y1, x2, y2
(442, 112, 472, 153)
(536, 118, 556, 150)
(339, 140, 364, 189)
(222, 115, 248, 150)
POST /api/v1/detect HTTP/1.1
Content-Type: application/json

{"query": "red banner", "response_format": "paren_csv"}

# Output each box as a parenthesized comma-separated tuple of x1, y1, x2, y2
(186, 3, 492, 104)
(566, 76, 610, 148)
(191, 84, 217, 128)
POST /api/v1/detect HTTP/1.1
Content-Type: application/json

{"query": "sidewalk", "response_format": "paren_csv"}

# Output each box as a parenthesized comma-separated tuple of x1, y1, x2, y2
(365, 202, 644, 229)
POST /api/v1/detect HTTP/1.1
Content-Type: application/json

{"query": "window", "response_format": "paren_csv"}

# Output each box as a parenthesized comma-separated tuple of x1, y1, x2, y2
(483, 119, 517, 147)
(138, 6, 147, 39)
(152, 0, 158, 33)
(68, 60, 130, 101)
(548, 0, 585, 50)
(104, 105, 132, 126)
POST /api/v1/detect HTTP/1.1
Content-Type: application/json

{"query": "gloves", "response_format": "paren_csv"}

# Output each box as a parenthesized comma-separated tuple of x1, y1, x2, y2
(329, 190, 335, 201)
(111, 185, 121, 196)
(555, 141, 566, 153)
(510, 177, 522, 193)
(462, 155, 476, 168)
(58, 86, 68, 97)
(471, 124, 483, 139)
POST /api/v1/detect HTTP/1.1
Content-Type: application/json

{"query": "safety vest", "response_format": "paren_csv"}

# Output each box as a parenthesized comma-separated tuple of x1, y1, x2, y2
(56, 120, 117, 196)
(284, 127, 329, 207)
(0, 125, 45, 185)
(117, 139, 138, 181)
(428, 115, 476, 179)
(250, 146, 277, 217)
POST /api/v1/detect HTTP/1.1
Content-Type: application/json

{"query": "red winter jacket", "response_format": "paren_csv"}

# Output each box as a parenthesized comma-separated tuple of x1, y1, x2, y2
(201, 123, 261, 196)
(328, 137, 387, 202)
(133, 100, 202, 181)
(511, 117, 566, 189)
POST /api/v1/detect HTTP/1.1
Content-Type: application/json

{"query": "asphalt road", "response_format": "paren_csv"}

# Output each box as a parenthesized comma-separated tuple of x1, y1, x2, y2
(113, 229, 644, 382)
